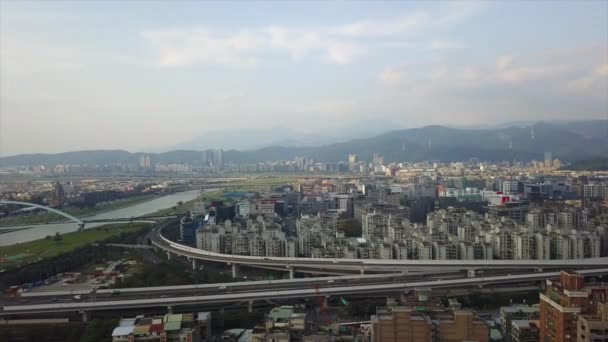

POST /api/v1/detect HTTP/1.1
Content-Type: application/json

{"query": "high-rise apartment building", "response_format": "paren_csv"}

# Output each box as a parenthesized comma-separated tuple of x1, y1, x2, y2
(139, 154, 151, 169)
(502, 180, 521, 195)
(583, 184, 603, 198)
(540, 271, 608, 342)
(544, 152, 553, 168)
(348, 154, 358, 171)
(49, 181, 66, 208)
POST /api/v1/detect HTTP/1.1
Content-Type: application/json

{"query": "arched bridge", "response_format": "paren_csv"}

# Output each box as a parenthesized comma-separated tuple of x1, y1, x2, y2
(0, 200, 85, 229)
(0, 200, 176, 231)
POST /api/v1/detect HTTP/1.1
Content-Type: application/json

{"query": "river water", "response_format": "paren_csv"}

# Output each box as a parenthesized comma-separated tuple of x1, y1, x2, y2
(0, 190, 201, 246)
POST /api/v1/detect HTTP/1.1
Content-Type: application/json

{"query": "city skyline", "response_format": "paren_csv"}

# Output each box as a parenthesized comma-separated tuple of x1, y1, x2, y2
(1, 1, 607, 156)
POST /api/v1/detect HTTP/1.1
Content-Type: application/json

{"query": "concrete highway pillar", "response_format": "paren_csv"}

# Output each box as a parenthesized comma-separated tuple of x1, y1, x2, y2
(322, 296, 329, 309)
(360, 265, 365, 275)
(80, 311, 89, 322)
(467, 269, 476, 278)
(248, 301, 253, 313)
(166, 251, 172, 260)
(289, 267, 294, 279)
(167, 306, 173, 314)
(192, 259, 197, 270)
(219, 307, 225, 315)
(231, 264, 238, 279)
(536, 267, 543, 272)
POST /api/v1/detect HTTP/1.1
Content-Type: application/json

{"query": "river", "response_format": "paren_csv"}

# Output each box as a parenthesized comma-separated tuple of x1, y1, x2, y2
(0, 189, 202, 246)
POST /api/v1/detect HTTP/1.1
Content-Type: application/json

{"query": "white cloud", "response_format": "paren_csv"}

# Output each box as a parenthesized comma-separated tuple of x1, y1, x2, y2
(382, 45, 600, 92)
(142, 28, 263, 67)
(497, 65, 570, 83)
(265, 26, 323, 58)
(496, 56, 513, 70)
(0, 36, 85, 73)
(335, 11, 430, 37)
(562, 63, 608, 94)
(379, 65, 410, 85)
(326, 42, 364, 64)
(436, 1, 489, 26)
(429, 39, 465, 50)
(142, 3, 487, 67)
(265, 26, 364, 64)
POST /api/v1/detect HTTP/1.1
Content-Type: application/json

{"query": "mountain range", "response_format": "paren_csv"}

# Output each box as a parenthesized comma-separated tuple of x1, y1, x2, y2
(163, 120, 402, 151)
(1, 120, 606, 167)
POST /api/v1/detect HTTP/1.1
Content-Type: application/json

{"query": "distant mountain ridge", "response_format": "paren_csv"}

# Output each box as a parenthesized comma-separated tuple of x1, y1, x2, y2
(167, 119, 400, 151)
(2, 120, 607, 166)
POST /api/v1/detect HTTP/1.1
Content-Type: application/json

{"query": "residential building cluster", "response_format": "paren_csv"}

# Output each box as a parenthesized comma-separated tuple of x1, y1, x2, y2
(100, 271, 608, 342)
(187, 174, 608, 261)
(111, 312, 211, 342)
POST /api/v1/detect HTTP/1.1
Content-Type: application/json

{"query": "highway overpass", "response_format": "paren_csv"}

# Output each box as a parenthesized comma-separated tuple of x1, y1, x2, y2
(149, 225, 608, 276)
(3, 268, 607, 316)
(15, 272, 446, 302)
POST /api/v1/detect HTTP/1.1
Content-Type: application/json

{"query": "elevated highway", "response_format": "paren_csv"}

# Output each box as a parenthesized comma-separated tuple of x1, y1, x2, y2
(14, 272, 447, 302)
(3, 268, 607, 316)
(149, 225, 608, 276)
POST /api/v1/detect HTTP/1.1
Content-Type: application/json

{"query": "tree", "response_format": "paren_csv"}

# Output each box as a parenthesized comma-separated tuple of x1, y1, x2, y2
(338, 219, 362, 237)
(79, 318, 119, 342)
(54, 232, 63, 241)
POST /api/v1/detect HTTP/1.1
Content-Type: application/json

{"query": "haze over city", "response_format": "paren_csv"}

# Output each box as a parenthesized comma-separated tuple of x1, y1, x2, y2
(3, 2, 608, 342)
(1, 1, 607, 156)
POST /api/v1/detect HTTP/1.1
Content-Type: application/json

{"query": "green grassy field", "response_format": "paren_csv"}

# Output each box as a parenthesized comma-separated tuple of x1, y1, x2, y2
(0, 222, 151, 268)
(0, 194, 159, 227)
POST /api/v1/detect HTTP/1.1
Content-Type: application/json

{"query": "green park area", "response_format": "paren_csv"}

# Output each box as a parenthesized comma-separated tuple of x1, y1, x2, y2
(0, 222, 151, 269)
(0, 193, 159, 227)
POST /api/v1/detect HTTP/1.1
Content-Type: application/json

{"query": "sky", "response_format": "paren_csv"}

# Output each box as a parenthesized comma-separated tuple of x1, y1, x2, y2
(0, 1, 607, 156)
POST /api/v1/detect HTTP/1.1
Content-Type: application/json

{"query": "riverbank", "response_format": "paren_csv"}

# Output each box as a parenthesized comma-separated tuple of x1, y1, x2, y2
(0, 222, 151, 269)
(0, 193, 160, 227)
(142, 190, 224, 217)
(0, 190, 201, 247)
(0, 227, 33, 235)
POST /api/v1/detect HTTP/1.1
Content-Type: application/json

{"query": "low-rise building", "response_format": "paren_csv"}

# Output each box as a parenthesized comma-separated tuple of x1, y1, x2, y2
(111, 312, 210, 342)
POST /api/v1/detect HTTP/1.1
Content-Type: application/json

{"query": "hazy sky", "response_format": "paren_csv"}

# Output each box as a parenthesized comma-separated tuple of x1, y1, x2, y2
(1, 1, 606, 156)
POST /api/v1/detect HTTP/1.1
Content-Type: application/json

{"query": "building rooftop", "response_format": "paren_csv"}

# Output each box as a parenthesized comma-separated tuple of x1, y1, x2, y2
(269, 306, 295, 322)
(164, 313, 183, 323)
(511, 320, 535, 329)
(111, 326, 134, 337)
(149, 324, 163, 334)
(501, 304, 540, 314)
(119, 318, 137, 327)
(163, 321, 181, 331)
(133, 325, 150, 335)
